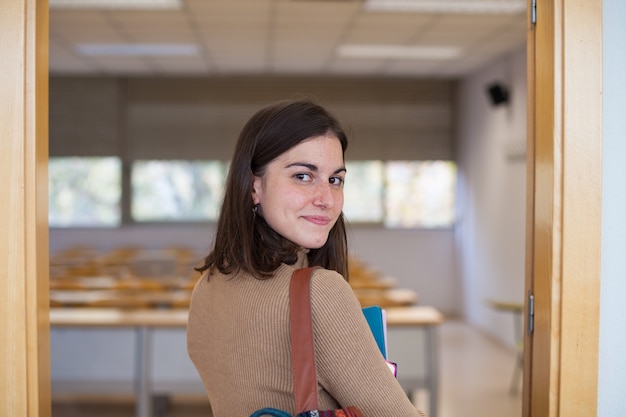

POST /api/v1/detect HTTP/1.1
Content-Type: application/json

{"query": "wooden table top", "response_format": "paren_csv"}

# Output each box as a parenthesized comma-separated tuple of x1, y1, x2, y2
(486, 299, 524, 313)
(385, 306, 444, 326)
(353, 288, 419, 308)
(49, 307, 190, 327)
(49, 289, 191, 309)
(49, 305, 443, 328)
(49, 275, 196, 291)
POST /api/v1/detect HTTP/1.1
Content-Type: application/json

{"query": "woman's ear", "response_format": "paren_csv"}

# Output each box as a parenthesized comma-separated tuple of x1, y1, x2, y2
(251, 175, 262, 205)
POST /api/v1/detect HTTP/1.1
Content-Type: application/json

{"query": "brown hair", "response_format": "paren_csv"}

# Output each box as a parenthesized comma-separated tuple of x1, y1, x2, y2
(196, 99, 349, 279)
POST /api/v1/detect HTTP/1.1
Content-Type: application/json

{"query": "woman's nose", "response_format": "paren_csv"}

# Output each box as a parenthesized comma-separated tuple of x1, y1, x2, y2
(313, 183, 334, 209)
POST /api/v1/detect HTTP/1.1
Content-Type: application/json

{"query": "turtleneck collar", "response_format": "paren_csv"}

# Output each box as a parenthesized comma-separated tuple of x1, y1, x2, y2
(293, 249, 309, 269)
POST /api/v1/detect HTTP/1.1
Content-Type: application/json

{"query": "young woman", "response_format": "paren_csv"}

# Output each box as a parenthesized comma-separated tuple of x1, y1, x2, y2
(187, 99, 425, 416)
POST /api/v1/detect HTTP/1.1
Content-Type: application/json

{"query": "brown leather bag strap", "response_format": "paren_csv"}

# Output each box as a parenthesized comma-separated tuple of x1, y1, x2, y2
(289, 267, 321, 414)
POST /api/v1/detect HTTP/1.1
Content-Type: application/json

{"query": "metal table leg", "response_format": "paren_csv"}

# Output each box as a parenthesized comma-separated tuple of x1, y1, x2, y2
(425, 326, 439, 417)
(135, 326, 152, 417)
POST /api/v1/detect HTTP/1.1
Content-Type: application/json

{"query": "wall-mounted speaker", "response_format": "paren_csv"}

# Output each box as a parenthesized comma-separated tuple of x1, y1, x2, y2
(487, 83, 509, 106)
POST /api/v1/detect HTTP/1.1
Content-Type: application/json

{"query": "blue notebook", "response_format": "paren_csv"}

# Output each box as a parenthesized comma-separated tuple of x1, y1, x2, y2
(362, 305, 388, 359)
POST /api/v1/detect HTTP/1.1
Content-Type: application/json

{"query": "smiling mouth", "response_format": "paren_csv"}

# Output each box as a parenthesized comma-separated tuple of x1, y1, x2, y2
(303, 215, 331, 226)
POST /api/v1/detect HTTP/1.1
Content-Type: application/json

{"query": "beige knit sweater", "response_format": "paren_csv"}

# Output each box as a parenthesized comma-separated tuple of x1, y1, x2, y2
(187, 253, 426, 416)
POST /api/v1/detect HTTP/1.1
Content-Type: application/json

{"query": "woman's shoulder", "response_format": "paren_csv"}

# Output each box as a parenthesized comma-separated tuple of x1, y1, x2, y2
(309, 267, 348, 286)
(308, 267, 359, 307)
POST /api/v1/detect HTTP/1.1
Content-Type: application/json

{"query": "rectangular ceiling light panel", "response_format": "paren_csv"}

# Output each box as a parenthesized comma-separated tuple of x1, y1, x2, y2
(50, 0, 182, 9)
(76, 43, 199, 56)
(337, 45, 461, 60)
(364, 0, 526, 14)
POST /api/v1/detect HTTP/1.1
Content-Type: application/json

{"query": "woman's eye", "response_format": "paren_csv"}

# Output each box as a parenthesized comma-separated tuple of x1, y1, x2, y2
(294, 173, 313, 182)
(330, 176, 344, 187)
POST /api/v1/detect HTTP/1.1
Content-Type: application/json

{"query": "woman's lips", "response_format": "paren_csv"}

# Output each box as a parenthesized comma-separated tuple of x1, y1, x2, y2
(303, 215, 331, 226)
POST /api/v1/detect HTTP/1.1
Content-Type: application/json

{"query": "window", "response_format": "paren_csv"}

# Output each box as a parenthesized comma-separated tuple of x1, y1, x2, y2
(384, 160, 456, 228)
(48, 156, 121, 227)
(48, 157, 455, 228)
(131, 160, 226, 222)
(343, 161, 384, 223)
(344, 160, 456, 228)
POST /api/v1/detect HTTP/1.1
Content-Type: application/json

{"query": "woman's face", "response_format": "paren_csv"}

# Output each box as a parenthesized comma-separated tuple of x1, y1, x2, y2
(252, 134, 345, 249)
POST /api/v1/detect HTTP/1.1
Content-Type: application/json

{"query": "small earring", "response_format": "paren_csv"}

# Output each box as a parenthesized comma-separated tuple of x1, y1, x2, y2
(253, 204, 260, 215)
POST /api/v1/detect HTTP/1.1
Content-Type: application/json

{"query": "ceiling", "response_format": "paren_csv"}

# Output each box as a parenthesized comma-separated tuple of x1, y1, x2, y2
(49, 0, 528, 78)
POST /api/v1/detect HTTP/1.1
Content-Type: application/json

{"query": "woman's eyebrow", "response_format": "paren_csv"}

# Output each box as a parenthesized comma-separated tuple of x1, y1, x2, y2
(286, 162, 318, 171)
(286, 162, 346, 175)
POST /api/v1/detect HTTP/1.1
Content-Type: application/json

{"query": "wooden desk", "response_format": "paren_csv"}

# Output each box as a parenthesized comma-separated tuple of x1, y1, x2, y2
(486, 299, 524, 394)
(50, 307, 188, 327)
(50, 275, 196, 291)
(386, 305, 443, 326)
(50, 308, 189, 417)
(50, 305, 443, 417)
(354, 288, 418, 308)
(386, 306, 443, 417)
(49, 289, 191, 309)
(487, 299, 523, 314)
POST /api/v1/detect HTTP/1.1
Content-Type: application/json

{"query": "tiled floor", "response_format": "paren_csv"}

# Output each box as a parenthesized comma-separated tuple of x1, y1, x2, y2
(436, 320, 522, 417)
(51, 319, 522, 417)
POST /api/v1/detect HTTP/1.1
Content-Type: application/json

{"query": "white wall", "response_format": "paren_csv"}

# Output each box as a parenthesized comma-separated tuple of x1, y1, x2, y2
(348, 227, 458, 316)
(598, 0, 626, 414)
(454, 47, 527, 348)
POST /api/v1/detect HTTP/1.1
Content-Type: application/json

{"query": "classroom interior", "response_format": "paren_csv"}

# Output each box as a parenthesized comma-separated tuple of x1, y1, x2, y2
(46, 1, 528, 416)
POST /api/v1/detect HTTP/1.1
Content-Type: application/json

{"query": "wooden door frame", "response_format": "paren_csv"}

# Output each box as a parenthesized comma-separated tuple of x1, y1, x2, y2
(2, 0, 603, 415)
(524, 0, 603, 416)
(0, 1, 50, 416)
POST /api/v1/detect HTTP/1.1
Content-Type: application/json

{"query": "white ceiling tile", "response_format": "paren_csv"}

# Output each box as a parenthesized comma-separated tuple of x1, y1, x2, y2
(210, 46, 267, 61)
(151, 56, 211, 73)
(276, 1, 361, 18)
(197, 21, 269, 35)
(106, 10, 188, 22)
(351, 12, 435, 30)
(185, 0, 273, 12)
(121, 31, 197, 43)
(69, 32, 129, 43)
(330, 58, 388, 73)
(92, 56, 155, 74)
(387, 59, 449, 72)
(50, 14, 115, 34)
(49, 43, 99, 73)
(49, 10, 109, 24)
(49, 0, 527, 77)
(204, 46, 268, 64)
(216, 60, 268, 73)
